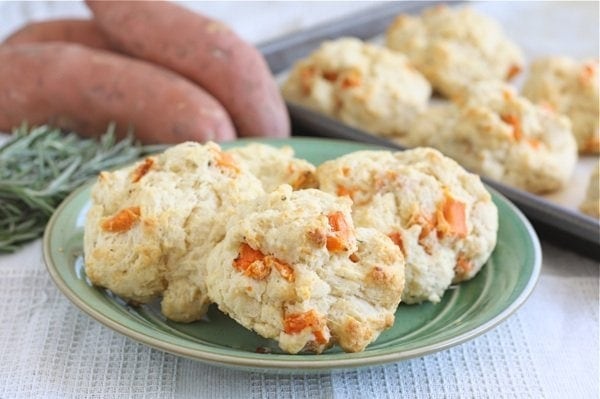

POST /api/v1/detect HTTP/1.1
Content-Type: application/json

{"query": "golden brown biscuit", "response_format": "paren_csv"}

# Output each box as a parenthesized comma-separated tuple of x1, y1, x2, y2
(404, 82, 578, 194)
(282, 37, 431, 138)
(205, 185, 405, 354)
(84, 141, 264, 321)
(386, 5, 524, 98)
(316, 148, 498, 303)
(226, 143, 317, 191)
(523, 57, 599, 154)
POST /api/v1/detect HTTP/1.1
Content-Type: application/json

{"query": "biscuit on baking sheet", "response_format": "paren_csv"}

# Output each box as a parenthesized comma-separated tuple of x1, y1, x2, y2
(226, 143, 317, 192)
(522, 57, 599, 154)
(385, 5, 524, 98)
(404, 82, 578, 194)
(205, 185, 405, 354)
(316, 148, 498, 304)
(580, 161, 600, 218)
(84, 141, 264, 322)
(281, 37, 431, 139)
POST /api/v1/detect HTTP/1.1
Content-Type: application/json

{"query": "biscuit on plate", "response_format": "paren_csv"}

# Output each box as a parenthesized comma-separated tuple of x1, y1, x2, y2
(403, 82, 578, 194)
(316, 148, 498, 304)
(281, 37, 431, 138)
(580, 161, 600, 218)
(84, 141, 264, 322)
(205, 185, 405, 354)
(522, 57, 599, 154)
(226, 143, 317, 192)
(385, 5, 524, 98)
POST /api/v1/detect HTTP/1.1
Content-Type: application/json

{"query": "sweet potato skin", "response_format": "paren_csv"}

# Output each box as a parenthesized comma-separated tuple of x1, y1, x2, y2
(86, 0, 290, 138)
(0, 43, 236, 143)
(3, 19, 113, 51)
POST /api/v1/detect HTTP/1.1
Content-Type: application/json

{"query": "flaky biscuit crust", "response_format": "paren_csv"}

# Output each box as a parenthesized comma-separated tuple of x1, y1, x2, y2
(316, 148, 498, 303)
(405, 82, 578, 194)
(205, 185, 405, 354)
(226, 143, 318, 192)
(282, 37, 431, 138)
(84, 141, 264, 321)
(523, 57, 599, 154)
(385, 5, 524, 98)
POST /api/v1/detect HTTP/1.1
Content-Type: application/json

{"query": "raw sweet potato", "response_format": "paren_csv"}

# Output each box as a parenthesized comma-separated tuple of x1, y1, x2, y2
(0, 43, 236, 143)
(3, 19, 113, 51)
(86, 0, 290, 138)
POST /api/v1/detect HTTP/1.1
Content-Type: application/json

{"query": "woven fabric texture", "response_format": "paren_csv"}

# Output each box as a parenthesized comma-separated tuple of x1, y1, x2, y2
(1, 241, 597, 399)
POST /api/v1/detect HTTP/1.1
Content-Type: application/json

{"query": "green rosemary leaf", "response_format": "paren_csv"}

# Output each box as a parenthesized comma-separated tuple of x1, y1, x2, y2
(0, 124, 152, 253)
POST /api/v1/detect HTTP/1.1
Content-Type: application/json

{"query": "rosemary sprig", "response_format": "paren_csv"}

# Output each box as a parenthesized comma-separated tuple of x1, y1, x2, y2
(0, 124, 152, 253)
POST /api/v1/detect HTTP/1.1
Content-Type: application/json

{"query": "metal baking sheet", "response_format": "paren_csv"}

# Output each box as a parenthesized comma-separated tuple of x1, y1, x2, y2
(257, 1, 600, 253)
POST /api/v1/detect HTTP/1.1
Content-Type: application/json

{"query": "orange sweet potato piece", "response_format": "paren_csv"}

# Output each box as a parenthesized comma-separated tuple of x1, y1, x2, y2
(326, 211, 351, 252)
(455, 253, 473, 279)
(283, 310, 327, 344)
(233, 243, 294, 282)
(501, 114, 523, 141)
(215, 151, 240, 174)
(233, 244, 265, 272)
(437, 195, 468, 239)
(387, 231, 406, 255)
(506, 64, 521, 80)
(266, 257, 295, 282)
(131, 158, 155, 183)
(101, 207, 141, 233)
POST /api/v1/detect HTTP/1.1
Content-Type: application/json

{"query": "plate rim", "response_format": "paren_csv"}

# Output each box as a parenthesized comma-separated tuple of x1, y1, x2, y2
(42, 137, 542, 372)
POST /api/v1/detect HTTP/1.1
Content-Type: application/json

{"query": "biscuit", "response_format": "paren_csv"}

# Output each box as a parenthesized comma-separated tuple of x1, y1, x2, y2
(316, 148, 498, 304)
(404, 82, 578, 194)
(281, 37, 431, 138)
(84, 163, 165, 304)
(226, 143, 317, 192)
(385, 5, 524, 98)
(205, 185, 405, 354)
(522, 57, 599, 154)
(84, 141, 264, 322)
(580, 161, 600, 218)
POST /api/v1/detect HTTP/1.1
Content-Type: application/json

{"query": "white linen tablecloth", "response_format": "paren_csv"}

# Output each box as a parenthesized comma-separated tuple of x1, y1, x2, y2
(1, 240, 597, 398)
(1, 2, 598, 398)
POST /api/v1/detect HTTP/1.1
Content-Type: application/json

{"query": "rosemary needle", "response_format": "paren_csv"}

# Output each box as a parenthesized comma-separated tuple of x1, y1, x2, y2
(0, 124, 152, 253)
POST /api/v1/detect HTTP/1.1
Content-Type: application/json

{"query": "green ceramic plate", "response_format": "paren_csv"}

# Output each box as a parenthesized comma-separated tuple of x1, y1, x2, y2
(43, 137, 541, 373)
